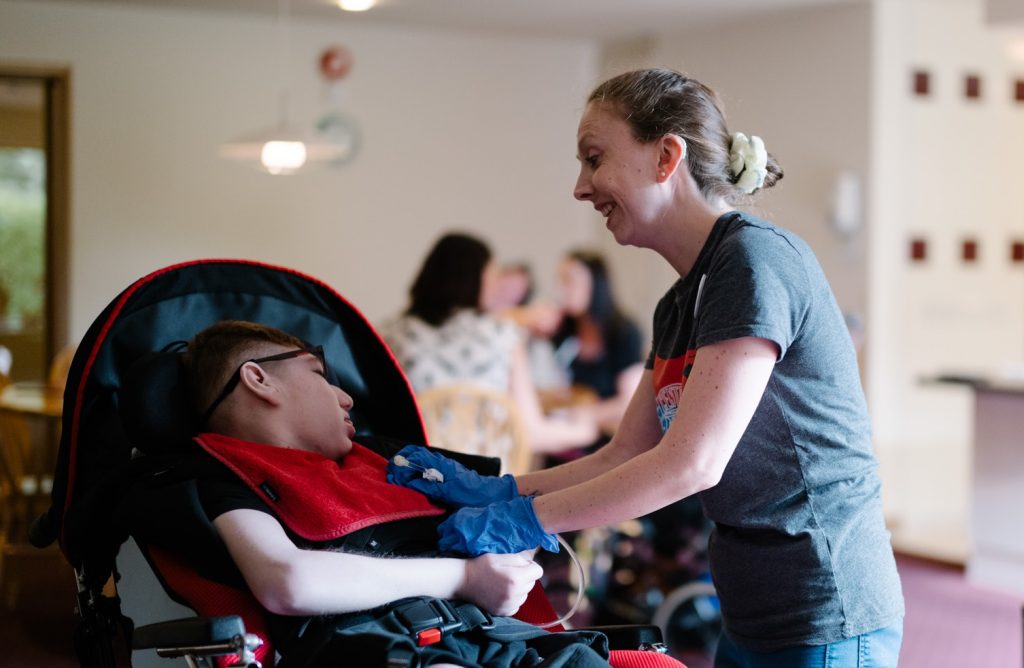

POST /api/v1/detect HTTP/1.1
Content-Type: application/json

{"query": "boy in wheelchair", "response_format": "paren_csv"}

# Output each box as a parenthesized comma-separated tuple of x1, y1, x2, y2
(152, 319, 611, 667)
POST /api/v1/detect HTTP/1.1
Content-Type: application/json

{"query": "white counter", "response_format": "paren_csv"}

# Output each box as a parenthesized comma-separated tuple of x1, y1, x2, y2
(933, 375, 1024, 595)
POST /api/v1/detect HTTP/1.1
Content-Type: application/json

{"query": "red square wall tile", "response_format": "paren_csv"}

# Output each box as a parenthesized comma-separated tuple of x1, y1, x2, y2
(1011, 240, 1024, 263)
(962, 239, 978, 263)
(913, 70, 930, 96)
(965, 74, 981, 99)
(910, 238, 927, 262)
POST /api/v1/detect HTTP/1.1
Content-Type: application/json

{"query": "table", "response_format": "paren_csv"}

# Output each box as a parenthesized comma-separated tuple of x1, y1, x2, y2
(0, 381, 63, 509)
(0, 382, 64, 420)
(538, 384, 599, 414)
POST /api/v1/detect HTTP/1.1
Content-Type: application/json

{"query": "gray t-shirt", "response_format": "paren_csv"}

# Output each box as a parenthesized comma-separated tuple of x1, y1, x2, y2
(645, 211, 903, 651)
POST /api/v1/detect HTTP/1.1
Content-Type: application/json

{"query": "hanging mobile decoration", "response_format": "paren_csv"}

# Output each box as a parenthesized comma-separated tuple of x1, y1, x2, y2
(315, 45, 361, 167)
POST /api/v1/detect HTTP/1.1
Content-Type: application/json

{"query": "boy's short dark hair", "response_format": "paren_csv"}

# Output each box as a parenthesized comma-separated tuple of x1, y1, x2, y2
(184, 320, 305, 415)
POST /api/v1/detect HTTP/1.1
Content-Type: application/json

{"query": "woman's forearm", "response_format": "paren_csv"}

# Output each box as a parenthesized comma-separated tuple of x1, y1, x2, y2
(515, 436, 631, 495)
(530, 443, 717, 534)
(517, 368, 662, 496)
(529, 337, 777, 535)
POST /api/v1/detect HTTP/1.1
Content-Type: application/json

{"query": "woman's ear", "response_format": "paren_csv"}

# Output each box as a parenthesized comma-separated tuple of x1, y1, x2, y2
(656, 134, 688, 183)
(238, 362, 282, 406)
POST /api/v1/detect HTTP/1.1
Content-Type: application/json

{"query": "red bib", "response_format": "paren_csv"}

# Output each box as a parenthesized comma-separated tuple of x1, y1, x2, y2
(194, 433, 446, 542)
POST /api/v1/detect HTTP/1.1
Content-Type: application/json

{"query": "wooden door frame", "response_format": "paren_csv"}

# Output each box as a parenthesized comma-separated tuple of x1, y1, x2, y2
(0, 63, 71, 360)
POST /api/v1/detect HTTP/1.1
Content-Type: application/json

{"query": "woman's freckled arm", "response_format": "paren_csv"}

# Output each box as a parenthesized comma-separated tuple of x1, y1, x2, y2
(529, 337, 778, 534)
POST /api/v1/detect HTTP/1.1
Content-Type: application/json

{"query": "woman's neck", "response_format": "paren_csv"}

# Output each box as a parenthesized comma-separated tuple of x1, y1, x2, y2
(657, 195, 732, 278)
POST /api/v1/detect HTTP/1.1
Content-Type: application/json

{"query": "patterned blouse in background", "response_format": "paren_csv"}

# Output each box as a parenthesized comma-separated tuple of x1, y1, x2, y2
(379, 309, 523, 393)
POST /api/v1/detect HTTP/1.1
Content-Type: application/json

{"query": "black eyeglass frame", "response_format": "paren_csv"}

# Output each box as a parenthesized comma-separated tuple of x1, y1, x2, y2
(201, 345, 326, 426)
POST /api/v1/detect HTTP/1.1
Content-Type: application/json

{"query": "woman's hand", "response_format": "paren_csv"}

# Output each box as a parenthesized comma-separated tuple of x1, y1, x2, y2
(438, 496, 559, 556)
(457, 551, 543, 616)
(386, 445, 519, 507)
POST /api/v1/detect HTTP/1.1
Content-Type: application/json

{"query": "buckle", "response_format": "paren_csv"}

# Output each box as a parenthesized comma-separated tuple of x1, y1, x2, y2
(391, 598, 465, 646)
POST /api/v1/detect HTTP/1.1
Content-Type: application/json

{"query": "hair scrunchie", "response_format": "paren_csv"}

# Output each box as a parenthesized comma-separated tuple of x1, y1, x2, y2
(729, 132, 768, 194)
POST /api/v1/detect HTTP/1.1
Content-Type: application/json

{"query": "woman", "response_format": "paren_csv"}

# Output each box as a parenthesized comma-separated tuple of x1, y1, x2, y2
(552, 250, 643, 436)
(390, 70, 904, 666)
(380, 232, 597, 458)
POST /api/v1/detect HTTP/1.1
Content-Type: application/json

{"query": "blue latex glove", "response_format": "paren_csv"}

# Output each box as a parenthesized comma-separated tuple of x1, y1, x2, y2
(437, 495, 559, 557)
(386, 444, 518, 507)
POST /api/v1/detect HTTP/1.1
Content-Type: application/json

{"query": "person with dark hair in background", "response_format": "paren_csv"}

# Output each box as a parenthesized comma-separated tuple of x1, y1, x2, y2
(551, 250, 643, 438)
(484, 261, 570, 394)
(380, 232, 596, 463)
(390, 70, 904, 667)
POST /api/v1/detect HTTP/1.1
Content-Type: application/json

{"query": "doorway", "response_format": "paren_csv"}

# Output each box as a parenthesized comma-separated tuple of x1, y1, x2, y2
(0, 67, 70, 382)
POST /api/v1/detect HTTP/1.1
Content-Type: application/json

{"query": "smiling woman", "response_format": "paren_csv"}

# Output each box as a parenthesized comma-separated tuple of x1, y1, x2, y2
(390, 68, 906, 668)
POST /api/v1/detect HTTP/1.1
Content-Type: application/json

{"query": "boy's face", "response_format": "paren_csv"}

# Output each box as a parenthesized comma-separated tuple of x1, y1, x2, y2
(267, 346, 356, 459)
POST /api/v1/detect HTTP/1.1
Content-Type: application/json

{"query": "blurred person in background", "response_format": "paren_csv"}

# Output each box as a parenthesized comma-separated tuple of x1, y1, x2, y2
(380, 232, 597, 460)
(487, 262, 570, 393)
(550, 250, 643, 438)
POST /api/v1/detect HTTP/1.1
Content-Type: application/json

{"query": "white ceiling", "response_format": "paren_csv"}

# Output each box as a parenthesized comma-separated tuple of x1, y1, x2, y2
(50, 0, 870, 41)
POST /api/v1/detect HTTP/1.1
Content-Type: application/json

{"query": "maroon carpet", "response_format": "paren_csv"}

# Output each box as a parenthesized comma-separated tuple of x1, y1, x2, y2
(668, 554, 1022, 668)
(898, 554, 1022, 667)
(2, 553, 1021, 667)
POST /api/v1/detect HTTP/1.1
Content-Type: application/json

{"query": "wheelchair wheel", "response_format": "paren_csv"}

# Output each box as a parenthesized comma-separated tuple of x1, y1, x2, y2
(651, 581, 721, 657)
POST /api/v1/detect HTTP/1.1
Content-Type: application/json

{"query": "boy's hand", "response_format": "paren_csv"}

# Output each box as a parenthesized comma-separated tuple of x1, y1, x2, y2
(458, 551, 543, 617)
(386, 445, 518, 507)
(437, 496, 559, 557)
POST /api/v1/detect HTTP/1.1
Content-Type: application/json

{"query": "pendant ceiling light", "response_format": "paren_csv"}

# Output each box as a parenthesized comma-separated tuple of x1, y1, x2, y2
(220, 0, 359, 175)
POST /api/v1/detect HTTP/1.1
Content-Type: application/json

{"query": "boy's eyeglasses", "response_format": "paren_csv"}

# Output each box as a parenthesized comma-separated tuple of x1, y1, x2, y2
(201, 345, 326, 426)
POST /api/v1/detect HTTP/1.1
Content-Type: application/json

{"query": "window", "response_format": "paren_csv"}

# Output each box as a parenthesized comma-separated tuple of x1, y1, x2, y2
(0, 71, 70, 382)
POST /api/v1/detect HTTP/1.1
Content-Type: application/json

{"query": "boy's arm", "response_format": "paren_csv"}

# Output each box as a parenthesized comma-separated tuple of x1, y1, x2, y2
(214, 508, 541, 617)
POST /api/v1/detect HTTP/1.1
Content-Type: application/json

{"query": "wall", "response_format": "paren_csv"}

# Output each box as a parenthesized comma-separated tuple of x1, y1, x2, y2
(0, 0, 599, 338)
(869, 0, 1024, 561)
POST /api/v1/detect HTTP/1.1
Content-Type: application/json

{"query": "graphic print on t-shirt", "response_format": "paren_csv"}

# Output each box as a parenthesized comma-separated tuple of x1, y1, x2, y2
(651, 349, 696, 432)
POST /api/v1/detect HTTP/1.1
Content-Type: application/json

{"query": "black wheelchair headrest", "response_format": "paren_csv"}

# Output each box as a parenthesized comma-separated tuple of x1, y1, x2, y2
(120, 351, 200, 455)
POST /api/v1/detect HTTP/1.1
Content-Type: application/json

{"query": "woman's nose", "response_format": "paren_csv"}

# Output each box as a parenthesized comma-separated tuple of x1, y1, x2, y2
(574, 172, 592, 201)
(336, 387, 354, 410)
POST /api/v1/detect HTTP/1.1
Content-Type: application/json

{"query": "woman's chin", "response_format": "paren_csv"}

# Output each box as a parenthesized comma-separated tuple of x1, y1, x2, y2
(606, 219, 632, 246)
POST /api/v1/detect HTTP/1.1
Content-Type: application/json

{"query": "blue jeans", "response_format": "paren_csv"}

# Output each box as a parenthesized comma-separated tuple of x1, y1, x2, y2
(713, 622, 903, 668)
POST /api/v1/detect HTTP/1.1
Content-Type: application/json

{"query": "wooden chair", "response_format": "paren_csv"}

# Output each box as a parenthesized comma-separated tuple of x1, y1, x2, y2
(416, 383, 533, 475)
(47, 343, 77, 394)
(0, 396, 56, 607)
(0, 344, 71, 607)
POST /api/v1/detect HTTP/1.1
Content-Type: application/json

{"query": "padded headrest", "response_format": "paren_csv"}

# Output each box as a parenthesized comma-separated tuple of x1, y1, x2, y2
(120, 352, 200, 455)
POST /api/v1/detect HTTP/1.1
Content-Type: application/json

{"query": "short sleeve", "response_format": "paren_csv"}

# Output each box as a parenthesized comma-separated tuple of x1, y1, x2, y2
(198, 472, 274, 521)
(645, 292, 672, 370)
(694, 227, 811, 360)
